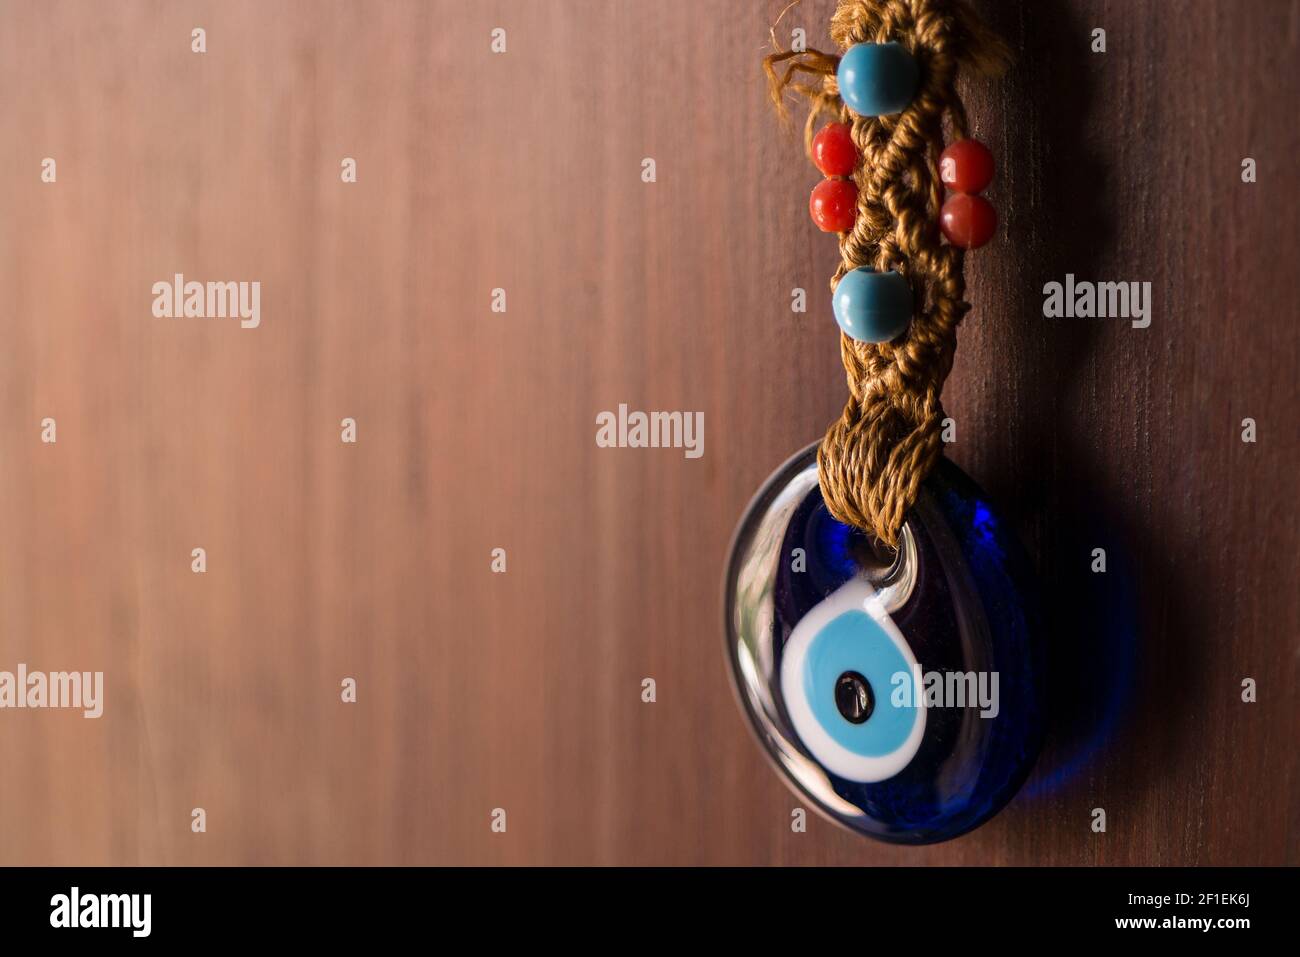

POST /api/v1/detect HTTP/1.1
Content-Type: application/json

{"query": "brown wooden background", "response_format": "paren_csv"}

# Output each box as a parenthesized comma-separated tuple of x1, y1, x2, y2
(0, 0, 1296, 866)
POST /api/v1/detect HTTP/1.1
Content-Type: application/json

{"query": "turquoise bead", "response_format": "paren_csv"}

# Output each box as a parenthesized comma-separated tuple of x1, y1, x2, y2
(832, 268, 912, 343)
(836, 42, 918, 117)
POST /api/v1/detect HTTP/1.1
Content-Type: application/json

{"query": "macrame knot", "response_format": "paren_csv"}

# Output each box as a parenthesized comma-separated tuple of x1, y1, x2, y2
(764, 0, 1008, 548)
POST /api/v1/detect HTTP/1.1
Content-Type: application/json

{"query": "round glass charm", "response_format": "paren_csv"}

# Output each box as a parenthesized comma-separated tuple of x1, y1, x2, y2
(723, 443, 1045, 843)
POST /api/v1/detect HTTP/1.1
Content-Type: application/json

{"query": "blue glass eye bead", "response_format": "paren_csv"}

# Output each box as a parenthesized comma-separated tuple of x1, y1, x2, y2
(832, 267, 912, 343)
(724, 443, 1046, 844)
(836, 42, 919, 117)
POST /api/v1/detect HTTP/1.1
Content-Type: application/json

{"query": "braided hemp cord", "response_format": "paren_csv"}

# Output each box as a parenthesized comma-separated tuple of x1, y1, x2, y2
(765, 0, 1008, 548)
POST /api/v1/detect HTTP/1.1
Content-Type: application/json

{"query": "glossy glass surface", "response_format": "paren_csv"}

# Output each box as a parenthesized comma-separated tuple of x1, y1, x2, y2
(724, 443, 1045, 843)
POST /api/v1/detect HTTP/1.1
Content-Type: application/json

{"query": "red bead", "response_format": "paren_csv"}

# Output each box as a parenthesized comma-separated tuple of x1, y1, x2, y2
(939, 138, 995, 194)
(940, 193, 997, 249)
(812, 123, 857, 177)
(809, 179, 858, 233)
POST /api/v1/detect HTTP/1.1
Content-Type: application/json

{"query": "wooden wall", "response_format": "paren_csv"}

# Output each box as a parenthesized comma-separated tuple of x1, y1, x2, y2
(0, 0, 1295, 865)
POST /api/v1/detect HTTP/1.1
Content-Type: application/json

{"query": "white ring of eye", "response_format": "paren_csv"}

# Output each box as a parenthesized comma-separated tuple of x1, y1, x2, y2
(780, 578, 927, 782)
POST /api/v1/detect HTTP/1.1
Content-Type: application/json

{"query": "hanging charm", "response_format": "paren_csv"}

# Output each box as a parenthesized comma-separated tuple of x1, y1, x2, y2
(732, 0, 1042, 844)
(725, 444, 1044, 843)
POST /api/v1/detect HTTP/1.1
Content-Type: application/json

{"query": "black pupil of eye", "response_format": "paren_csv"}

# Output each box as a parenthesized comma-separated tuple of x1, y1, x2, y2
(835, 671, 874, 724)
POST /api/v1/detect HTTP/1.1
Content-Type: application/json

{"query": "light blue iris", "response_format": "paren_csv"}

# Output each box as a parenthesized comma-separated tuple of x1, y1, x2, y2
(803, 610, 919, 755)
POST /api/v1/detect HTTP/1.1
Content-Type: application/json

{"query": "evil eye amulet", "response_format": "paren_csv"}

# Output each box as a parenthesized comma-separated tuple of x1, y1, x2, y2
(836, 41, 919, 117)
(723, 443, 1046, 843)
(832, 267, 912, 342)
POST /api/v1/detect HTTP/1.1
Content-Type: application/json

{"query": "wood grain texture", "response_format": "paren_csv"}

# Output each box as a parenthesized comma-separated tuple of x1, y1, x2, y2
(0, 0, 1296, 865)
